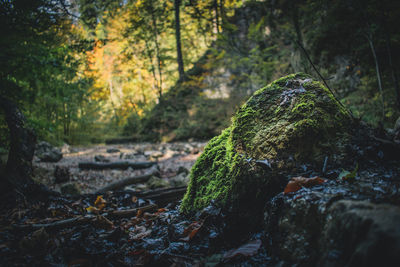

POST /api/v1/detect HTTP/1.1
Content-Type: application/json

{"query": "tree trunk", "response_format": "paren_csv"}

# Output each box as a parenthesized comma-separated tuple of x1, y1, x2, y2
(366, 32, 385, 121)
(144, 40, 160, 97)
(174, 0, 185, 81)
(0, 96, 57, 199)
(384, 28, 400, 109)
(150, 10, 163, 99)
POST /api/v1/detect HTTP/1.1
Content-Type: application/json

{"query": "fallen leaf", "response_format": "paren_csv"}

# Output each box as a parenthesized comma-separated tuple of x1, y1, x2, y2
(86, 206, 99, 214)
(94, 195, 106, 210)
(284, 176, 326, 194)
(94, 215, 114, 230)
(157, 208, 168, 213)
(128, 249, 146, 256)
(223, 239, 262, 260)
(338, 164, 358, 182)
(132, 196, 138, 203)
(136, 209, 143, 218)
(129, 225, 152, 240)
(180, 221, 203, 242)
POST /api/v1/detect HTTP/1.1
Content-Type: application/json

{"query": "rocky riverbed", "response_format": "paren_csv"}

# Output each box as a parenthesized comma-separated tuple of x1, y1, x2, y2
(33, 142, 206, 194)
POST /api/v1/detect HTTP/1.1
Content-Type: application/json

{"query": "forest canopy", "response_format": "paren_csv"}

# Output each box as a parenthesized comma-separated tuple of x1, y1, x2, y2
(1, 0, 399, 147)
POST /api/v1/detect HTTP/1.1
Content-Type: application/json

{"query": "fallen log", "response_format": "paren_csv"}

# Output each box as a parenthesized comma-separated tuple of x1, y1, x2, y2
(105, 137, 138, 144)
(134, 186, 187, 206)
(78, 161, 156, 170)
(95, 166, 159, 193)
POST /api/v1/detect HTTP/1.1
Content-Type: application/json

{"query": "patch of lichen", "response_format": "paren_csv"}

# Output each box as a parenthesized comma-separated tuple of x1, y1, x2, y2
(181, 73, 353, 214)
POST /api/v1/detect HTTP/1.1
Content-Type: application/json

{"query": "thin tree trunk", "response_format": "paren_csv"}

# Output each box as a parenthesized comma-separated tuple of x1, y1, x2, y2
(174, 0, 185, 81)
(366, 32, 385, 121)
(144, 40, 159, 96)
(150, 10, 163, 99)
(213, 0, 220, 34)
(291, 7, 310, 74)
(384, 30, 400, 109)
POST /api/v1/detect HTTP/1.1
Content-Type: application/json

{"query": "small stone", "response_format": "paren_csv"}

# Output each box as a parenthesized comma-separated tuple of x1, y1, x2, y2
(60, 183, 81, 196)
(54, 166, 70, 184)
(177, 166, 189, 175)
(147, 176, 169, 189)
(94, 154, 110, 162)
(144, 150, 164, 160)
(169, 173, 189, 187)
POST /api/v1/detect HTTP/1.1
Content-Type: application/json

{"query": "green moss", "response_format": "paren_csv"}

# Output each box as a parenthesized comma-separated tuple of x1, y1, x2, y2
(181, 73, 353, 214)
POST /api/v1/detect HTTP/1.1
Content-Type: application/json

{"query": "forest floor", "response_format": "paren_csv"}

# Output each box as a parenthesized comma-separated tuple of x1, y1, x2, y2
(1, 141, 399, 266)
(0, 142, 271, 266)
(33, 142, 206, 194)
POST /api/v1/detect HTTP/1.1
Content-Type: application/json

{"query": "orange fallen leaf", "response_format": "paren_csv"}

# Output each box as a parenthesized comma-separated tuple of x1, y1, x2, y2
(154, 208, 168, 215)
(128, 249, 146, 256)
(136, 209, 143, 218)
(180, 221, 203, 242)
(284, 176, 325, 194)
(94, 195, 106, 210)
(132, 196, 138, 203)
(157, 208, 168, 213)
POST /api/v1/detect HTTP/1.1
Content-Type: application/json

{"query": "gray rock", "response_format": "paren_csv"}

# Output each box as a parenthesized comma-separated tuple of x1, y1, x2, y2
(169, 172, 189, 187)
(60, 183, 80, 196)
(147, 176, 169, 189)
(264, 174, 400, 266)
(106, 148, 120, 153)
(35, 141, 62, 162)
(144, 150, 164, 160)
(94, 154, 110, 162)
(320, 200, 400, 267)
(54, 166, 70, 184)
(177, 166, 189, 175)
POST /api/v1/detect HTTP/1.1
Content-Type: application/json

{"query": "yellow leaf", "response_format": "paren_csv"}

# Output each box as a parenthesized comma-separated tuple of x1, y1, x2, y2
(86, 206, 99, 214)
(94, 195, 106, 210)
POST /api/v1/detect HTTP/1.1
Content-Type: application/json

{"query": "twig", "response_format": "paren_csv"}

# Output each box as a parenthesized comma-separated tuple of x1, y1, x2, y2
(15, 215, 95, 230)
(322, 156, 328, 174)
(14, 204, 159, 230)
(107, 204, 158, 218)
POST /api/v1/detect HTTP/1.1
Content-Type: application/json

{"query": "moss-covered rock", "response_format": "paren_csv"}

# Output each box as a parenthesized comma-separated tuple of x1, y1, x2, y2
(181, 73, 353, 214)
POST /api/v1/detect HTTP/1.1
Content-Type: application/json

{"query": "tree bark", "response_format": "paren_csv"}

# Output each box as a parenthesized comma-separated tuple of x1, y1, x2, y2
(174, 0, 185, 81)
(0, 96, 57, 199)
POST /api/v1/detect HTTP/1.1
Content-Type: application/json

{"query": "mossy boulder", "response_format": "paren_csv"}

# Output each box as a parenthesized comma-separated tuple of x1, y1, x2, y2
(181, 73, 353, 215)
